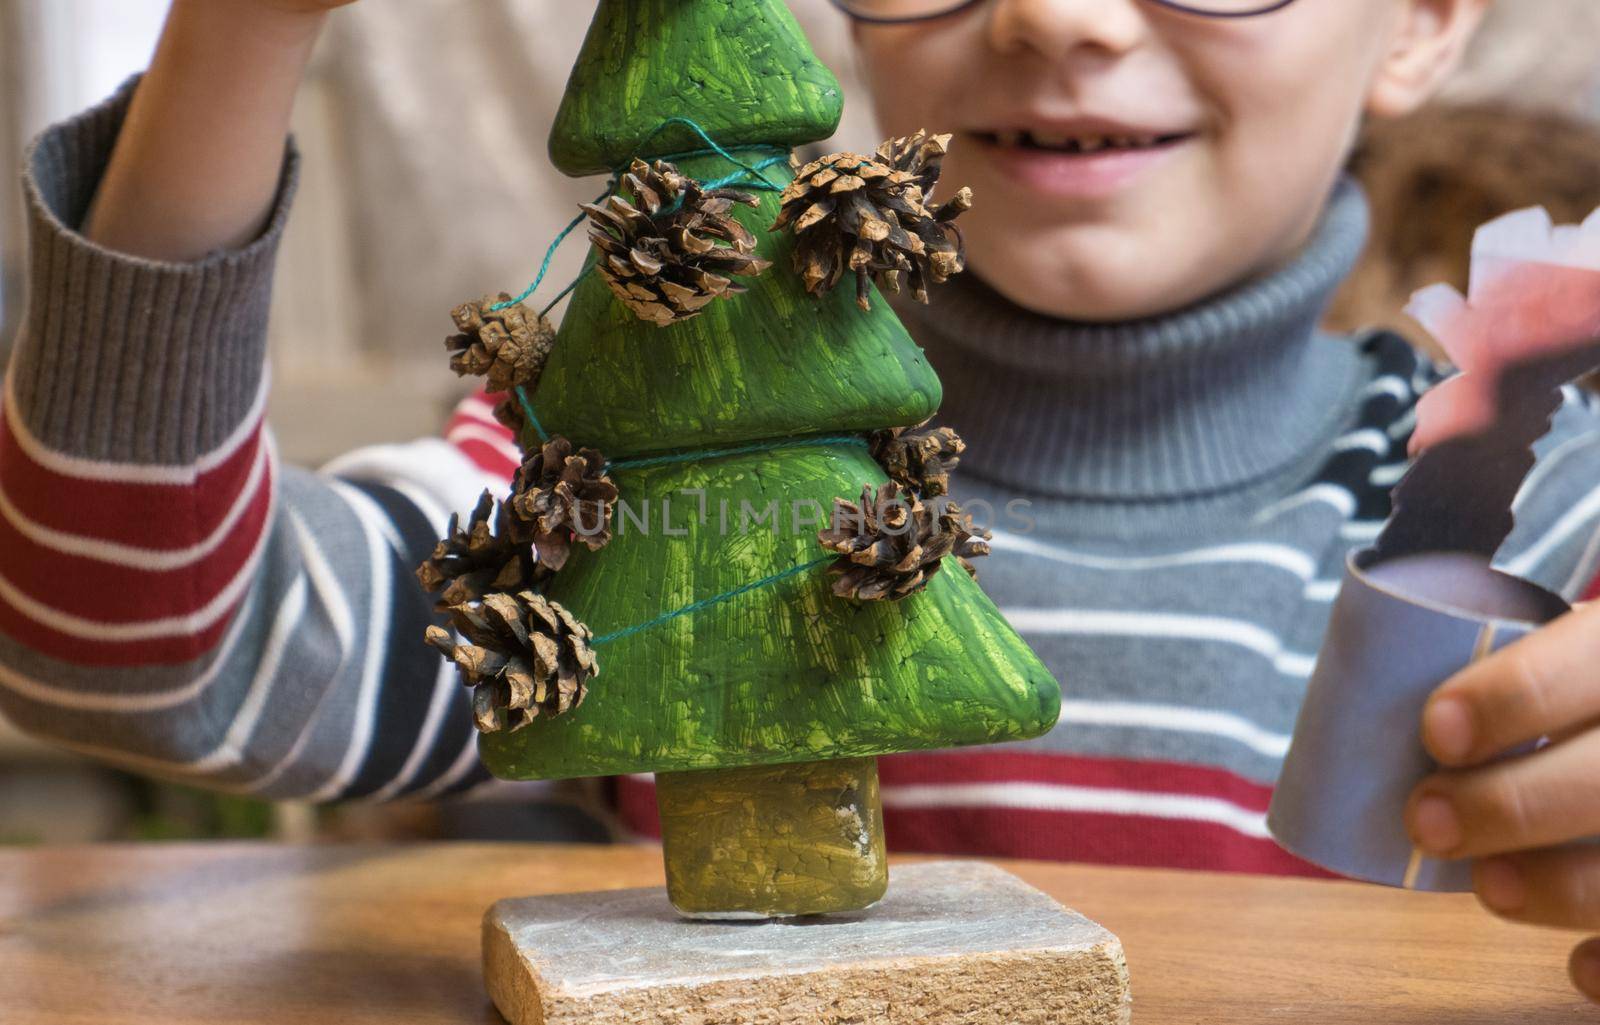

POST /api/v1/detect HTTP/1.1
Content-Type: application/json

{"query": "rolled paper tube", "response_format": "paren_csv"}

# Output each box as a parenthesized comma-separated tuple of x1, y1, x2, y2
(1268, 548, 1571, 892)
(656, 756, 888, 919)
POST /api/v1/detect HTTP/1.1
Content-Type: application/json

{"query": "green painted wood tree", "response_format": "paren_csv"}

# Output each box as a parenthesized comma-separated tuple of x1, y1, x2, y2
(478, 0, 1060, 918)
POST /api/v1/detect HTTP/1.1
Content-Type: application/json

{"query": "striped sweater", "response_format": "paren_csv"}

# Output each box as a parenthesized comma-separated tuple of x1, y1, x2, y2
(4, 84, 1600, 871)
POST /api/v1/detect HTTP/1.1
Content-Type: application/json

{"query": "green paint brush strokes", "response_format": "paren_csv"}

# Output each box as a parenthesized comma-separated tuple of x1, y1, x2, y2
(477, 445, 1060, 780)
(549, 0, 844, 175)
(532, 149, 943, 457)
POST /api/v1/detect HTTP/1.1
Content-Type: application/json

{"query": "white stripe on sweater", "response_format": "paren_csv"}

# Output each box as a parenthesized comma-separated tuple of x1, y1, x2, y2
(989, 531, 1318, 582)
(1562, 521, 1600, 598)
(1501, 482, 1600, 579)
(1001, 608, 1317, 678)
(369, 657, 459, 802)
(1370, 461, 1409, 487)
(0, 509, 271, 640)
(320, 437, 509, 523)
(1060, 699, 1291, 758)
(1333, 428, 1391, 456)
(0, 431, 274, 569)
(1304, 578, 1341, 603)
(0, 585, 259, 711)
(287, 510, 356, 655)
(1512, 428, 1600, 514)
(2, 369, 269, 484)
(305, 485, 394, 802)
(444, 422, 523, 467)
(411, 728, 484, 800)
(452, 396, 502, 428)
(1251, 483, 1357, 524)
(188, 575, 309, 772)
(1360, 375, 1413, 404)
(879, 781, 1271, 840)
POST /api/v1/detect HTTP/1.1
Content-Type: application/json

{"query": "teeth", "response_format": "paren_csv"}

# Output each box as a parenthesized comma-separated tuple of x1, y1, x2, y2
(994, 130, 1178, 152)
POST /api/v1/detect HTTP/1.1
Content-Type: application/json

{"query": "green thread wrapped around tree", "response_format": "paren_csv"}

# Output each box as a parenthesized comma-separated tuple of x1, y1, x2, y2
(469, 0, 1061, 919)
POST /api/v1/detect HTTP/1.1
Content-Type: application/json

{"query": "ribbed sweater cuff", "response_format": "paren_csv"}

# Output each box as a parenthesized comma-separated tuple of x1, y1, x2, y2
(7, 74, 299, 465)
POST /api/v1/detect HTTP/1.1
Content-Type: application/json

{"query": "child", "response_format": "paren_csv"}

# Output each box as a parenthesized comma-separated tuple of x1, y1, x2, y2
(5, 0, 1600, 1000)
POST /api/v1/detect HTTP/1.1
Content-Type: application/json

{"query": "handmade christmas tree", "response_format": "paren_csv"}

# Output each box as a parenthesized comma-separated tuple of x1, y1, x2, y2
(423, 0, 1060, 919)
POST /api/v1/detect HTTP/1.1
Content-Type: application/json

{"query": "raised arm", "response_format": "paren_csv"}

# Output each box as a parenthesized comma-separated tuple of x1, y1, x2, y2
(0, 0, 510, 803)
(84, 0, 345, 262)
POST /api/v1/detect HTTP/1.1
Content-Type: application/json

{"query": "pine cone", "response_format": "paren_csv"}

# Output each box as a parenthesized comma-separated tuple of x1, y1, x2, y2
(415, 490, 544, 610)
(584, 158, 772, 326)
(491, 393, 527, 438)
(773, 130, 972, 311)
(445, 294, 557, 393)
(818, 482, 990, 602)
(425, 591, 598, 733)
(869, 419, 966, 498)
(509, 437, 619, 573)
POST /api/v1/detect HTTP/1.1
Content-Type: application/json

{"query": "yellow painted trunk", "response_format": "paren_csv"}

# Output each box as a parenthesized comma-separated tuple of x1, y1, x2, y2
(656, 757, 888, 918)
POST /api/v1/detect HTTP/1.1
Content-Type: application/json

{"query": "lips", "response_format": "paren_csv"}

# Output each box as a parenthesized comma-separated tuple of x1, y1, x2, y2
(967, 124, 1196, 200)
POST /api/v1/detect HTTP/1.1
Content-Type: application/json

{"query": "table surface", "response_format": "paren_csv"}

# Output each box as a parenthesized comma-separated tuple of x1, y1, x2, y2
(1, 842, 1591, 1024)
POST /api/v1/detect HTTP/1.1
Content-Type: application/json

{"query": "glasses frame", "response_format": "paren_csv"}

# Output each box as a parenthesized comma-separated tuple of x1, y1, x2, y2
(829, 0, 1300, 25)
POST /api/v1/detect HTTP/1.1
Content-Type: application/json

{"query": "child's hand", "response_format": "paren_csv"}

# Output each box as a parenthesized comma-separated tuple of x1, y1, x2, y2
(1403, 599, 1600, 1003)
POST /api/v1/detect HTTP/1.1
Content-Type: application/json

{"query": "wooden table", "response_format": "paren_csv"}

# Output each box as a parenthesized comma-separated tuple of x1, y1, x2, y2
(1, 843, 1591, 1023)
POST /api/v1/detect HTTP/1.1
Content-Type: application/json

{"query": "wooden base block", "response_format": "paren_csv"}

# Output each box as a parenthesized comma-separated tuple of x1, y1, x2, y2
(482, 860, 1131, 1025)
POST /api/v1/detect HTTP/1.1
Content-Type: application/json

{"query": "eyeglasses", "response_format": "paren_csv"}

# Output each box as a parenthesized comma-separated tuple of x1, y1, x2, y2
(830, 0, 1299, 24)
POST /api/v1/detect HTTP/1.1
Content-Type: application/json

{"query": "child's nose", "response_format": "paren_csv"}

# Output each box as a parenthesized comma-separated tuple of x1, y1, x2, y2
(985, 0, 1150, 61)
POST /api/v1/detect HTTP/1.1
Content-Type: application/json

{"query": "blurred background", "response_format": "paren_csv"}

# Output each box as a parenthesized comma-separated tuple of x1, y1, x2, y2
(1, 0, 1599, 844)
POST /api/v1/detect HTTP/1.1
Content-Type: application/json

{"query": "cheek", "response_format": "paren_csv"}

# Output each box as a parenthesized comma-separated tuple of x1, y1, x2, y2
(853, 27, 969, 137)
(1188, 21, 1382, 249)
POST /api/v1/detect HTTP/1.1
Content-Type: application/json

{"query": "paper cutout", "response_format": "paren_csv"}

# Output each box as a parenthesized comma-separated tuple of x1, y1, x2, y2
(1270, 206, 1600, 892)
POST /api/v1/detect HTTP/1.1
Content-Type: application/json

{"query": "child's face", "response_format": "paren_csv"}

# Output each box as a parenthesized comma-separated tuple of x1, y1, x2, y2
(852, 0, 1488, 320)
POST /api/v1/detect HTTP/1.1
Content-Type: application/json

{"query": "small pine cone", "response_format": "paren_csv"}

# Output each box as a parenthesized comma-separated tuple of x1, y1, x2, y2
(446, 294, 557, 394)
(817, 482, 990, 602)
(425, 591, 598, 733)
(773, 129, 971, 311)
(869, 419, 966, 498)
(491, 393, 527, 438)
(584, 158, 773, 327)
(415, 490, 543, 610)
(508, 437, 619, 573)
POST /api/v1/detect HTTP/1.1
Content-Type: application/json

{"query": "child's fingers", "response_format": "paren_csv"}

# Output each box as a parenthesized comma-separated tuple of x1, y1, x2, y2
(1422, 602, 1600, 768)
(1572, 937, 1600, 1005)
(1472, 848, 1600, 930)
(1405, 728, 1600, 859)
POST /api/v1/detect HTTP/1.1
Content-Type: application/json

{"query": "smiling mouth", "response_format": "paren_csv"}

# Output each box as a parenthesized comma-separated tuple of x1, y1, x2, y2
(974, 129, 1193, 155)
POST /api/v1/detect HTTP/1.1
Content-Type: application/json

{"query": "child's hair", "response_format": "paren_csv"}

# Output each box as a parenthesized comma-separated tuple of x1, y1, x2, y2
(1329, 102, 1600, 395)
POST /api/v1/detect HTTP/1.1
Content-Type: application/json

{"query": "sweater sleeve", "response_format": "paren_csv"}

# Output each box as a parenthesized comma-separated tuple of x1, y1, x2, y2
(1496, 385, 1600, 605)
(0, 78, 510, 802)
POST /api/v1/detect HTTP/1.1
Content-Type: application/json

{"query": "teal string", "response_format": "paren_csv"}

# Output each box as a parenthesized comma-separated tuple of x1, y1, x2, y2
(513, 387, 550, 444)
(490, 205, 597, 313)
(591, 554, 834, 647)
(488, 116, 789, 315)
(633, 116, 786, 191)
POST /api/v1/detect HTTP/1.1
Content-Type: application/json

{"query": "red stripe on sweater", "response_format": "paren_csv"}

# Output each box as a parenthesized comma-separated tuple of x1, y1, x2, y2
(878, 750, 1275, 809)
(0, 593, 237, 666)
(882, 806, 1333, 877)
(613, 752, 1332, 878)
(0, 457, 271, 622)
(445, 391, 520, 478)
(0, 416, 265, 547)
(1584, 571, 1600, 603)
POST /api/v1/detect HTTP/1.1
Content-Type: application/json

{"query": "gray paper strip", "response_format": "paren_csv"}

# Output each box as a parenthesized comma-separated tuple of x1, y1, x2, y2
(1268, 549, 1569, 892)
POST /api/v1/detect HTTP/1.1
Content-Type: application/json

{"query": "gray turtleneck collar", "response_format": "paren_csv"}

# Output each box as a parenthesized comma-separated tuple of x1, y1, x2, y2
(896, 177, 1371, 515)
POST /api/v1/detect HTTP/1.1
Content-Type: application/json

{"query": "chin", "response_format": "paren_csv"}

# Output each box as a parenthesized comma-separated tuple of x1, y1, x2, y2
(970, 259, 1191, 323)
